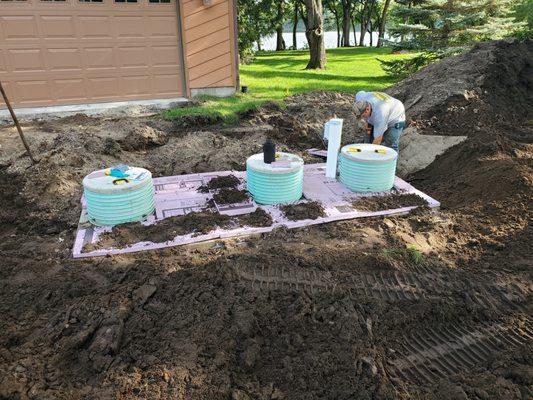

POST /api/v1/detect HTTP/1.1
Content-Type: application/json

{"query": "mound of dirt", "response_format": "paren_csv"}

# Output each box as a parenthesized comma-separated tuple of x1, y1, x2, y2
(237, 207, 273, 227)
(280, 201, 325, 221)
(387, 39, 533, 137)
(119, 125, 168, 151)
(88, 211, 232, 250)
(198, 174, 241, 192)
(244, 92, 363, 149)
(353, 193, 427, 212)
(213, 188, 250, 204)
(86, 207, 273, 251)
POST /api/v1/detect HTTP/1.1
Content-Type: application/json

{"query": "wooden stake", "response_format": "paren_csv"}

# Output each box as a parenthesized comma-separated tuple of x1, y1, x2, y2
(0, 81, 36, 164)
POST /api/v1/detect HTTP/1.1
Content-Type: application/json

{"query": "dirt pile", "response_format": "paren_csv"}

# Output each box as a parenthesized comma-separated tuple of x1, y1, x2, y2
(0, 39, 531, 400)
(280, 201, 326, 221)
(387, 39, 533, 137)
(353, 193, 427, 212)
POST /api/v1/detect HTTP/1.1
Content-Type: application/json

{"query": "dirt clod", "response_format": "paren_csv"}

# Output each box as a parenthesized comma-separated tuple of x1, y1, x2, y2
(236, 208, 273, 227)
(199, 174, 241, 192)
(280, 201, 325, 221)
(89, 211, 232, 249)
(353, 193, 427, 212)
(213, 188, 250, 204)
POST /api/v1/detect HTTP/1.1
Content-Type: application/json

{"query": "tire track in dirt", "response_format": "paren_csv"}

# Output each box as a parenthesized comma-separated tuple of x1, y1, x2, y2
(236, 265, 431, 300)
(235, 265, 529, 311)
(387, 318, 533, 384)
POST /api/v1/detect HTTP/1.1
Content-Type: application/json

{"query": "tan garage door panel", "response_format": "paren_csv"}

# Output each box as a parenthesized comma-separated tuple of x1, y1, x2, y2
(0, 0, 186, 108)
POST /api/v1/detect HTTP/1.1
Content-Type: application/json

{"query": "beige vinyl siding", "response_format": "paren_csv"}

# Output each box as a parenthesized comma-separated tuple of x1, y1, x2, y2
(181, 0, 237, 89)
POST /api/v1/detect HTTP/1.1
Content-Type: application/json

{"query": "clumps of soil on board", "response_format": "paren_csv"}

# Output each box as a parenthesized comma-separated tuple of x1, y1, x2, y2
(198, 174, 241, 193)
(213, 188, 250, 204)
(86, 207, 272, 251)
(280, 201, 325, 221)
(199, 175, 250, 205)
(353, 193, 428, 212)
(236, 207, 273, 227)
(87, 211, 231, 249)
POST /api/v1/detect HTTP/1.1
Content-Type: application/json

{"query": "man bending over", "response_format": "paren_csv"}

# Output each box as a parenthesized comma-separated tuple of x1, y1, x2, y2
(353, 91, 406, 153)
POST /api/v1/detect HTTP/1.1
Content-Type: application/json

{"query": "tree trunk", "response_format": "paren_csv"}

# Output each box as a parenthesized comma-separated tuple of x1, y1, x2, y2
(276, 27, 286, 50)
(366, 0, 376, 47)
(358, 1, 368, 46)
(299, 3, 308, 30)
(351, 17, 357, 45)
(304, 0, 326, 69)
(293, 3, 299, 49)
(377, 0, 391, 47)
(257, 40, 262, 51)
(341, 0, 351, 46)
(333, 8, 341, 47)
(276, 1, 286, 51)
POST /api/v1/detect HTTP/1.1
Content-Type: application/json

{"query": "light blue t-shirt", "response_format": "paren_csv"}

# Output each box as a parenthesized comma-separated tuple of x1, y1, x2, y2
(355, 91, 405, 138)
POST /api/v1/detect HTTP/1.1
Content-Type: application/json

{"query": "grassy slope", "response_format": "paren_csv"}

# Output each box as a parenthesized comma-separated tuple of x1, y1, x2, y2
(162, 47, 410, 122)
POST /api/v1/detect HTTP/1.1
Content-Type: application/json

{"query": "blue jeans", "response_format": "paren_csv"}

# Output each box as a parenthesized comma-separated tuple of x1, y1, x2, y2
(382, 122, 405, 153)
(363, 121, 405, 153)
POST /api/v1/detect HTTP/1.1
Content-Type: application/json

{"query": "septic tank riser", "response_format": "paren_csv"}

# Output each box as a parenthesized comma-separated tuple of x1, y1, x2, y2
(338, 144, 398, 192)
(246, 152, 304, 205)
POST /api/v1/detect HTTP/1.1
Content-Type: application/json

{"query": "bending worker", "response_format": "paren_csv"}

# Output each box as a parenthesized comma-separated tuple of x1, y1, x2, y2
(353, 91, 406, 153)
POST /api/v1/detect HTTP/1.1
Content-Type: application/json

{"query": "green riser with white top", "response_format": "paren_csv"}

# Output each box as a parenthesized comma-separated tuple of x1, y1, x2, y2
(338, 144, 398, 192)
(83, 167, 155, 226)
(246, 152, 304, 205)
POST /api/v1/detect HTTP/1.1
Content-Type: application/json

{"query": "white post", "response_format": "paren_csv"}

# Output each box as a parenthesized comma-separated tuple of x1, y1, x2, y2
(325, 118, 343, 178)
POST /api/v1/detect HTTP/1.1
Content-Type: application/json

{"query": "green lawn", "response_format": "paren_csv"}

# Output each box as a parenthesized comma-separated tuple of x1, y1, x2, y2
(162, 47, 411, 123)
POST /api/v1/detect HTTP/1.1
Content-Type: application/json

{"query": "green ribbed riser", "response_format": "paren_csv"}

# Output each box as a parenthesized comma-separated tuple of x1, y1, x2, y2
(246, 168, 303, 205)
(339, 155, 397, 192)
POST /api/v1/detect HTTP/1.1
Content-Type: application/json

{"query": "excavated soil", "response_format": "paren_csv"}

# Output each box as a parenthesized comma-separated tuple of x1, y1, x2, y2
(213, 188, 250, 204)
(0, 39, 532, 400)
(85, 211, 232, 251)
(280, 201, 326, 221)
(87, 208, 273, 251)
(353, 193, 428, 212)
(198, 174, 241, 192)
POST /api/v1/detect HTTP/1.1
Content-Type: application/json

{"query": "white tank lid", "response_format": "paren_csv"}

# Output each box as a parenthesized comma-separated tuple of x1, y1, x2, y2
(340, 143, 398, 162)
(83, 167, 152, 194)
(246, 152, 303, 174)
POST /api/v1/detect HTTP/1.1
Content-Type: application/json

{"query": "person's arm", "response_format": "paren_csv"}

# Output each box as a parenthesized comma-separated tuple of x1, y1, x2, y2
(371, 120, 387, 145)
(369, 102, 388, 145)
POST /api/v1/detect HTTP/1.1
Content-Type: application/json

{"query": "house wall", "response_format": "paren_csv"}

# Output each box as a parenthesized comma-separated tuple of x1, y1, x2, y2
(180, 0, 238, 91)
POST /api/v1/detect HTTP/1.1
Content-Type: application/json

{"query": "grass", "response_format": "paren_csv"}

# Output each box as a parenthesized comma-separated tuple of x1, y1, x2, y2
(383, 245, 424, 264)
(162, 47, 413, 123)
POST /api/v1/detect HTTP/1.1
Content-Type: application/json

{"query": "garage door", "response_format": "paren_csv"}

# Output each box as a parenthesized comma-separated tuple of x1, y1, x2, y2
(0, 0, 186, 108)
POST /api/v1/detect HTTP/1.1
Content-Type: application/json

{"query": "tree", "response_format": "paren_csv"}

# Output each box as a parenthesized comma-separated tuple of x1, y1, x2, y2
(340, 0, 354, 46)
(389, 0, 519, 51)
(237, 0, 279, 59)
(512, 0, 533, 30)
(377, 0, 392, 46)
(304, 0, 326, 68)
(511, 0, 533, 38)
(275, 0, 287, 50)
(292, 1, 301, 49)
(324, 0, 342, 46)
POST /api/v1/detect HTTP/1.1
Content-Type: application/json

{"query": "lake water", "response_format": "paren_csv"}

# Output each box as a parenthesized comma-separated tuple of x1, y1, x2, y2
(259, 31, 391, 51)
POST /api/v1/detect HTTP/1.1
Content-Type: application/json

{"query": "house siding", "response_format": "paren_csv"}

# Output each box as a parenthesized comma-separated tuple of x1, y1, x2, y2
(180, 0, 237, 90)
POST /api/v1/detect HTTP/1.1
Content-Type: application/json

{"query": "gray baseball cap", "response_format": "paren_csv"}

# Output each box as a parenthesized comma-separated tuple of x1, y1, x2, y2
(353, 100, 368, 118)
